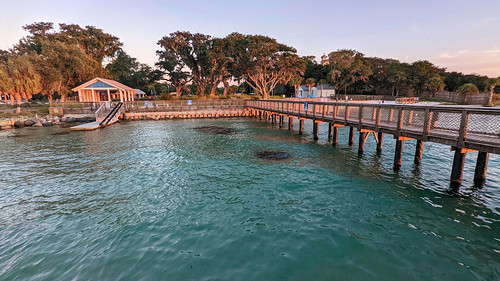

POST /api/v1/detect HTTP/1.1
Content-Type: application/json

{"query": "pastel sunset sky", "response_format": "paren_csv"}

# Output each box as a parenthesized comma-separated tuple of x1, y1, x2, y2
(1, 0, 499, 77)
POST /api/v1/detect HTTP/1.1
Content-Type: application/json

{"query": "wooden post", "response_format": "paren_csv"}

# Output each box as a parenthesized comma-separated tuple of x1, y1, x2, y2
(107, 89, 111, 102)
(332, 127, 339, 146)
(376, 132, 383, 153)
(414, 140, 424, 165)
(394, 139, 404, 169)
(474, 151, 489, 186)
(358, 132, 367, 155)
(279, 115, 284, 128)
(288, 117, 293, 130)
(313, 121, 319, 140)
(450, 148, 466, 185)
(299, 119, 304, 134)
(348, 127, 354, 145)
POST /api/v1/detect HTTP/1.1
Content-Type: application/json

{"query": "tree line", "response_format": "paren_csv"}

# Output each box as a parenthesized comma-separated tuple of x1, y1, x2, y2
(1, 22, 499, 106)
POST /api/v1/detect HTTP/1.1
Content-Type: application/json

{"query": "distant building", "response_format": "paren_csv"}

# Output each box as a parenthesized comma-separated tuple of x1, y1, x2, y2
(321, 53, 329, 65)
(135, 89, 146, 99)
(316, 84, 336, 98)
(72, 77, 140, 102)
(298, 85, 318, 98)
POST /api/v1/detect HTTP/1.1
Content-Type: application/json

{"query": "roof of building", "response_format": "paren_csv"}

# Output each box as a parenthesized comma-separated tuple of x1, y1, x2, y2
(135, 89, 146, 95)
(317, 84, 335, 90)
(72, 77, 135, 91)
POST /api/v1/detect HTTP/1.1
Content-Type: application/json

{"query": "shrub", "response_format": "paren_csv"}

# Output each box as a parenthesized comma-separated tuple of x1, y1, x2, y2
(457, 83, 479, 95)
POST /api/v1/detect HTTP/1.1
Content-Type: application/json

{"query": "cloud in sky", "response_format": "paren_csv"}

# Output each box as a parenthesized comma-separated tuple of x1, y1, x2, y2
(433, 49, 500, 77)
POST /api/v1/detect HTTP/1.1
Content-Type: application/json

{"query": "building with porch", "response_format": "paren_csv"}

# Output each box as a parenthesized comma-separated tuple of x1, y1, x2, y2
(72, 78, 139, 102)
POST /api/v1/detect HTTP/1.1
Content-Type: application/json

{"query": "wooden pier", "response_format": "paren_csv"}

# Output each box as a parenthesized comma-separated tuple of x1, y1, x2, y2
(246, 100, 500, 187)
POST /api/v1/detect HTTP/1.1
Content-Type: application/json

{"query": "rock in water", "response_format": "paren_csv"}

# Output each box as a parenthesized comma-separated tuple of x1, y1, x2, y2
(24, 119, 35, 126)
(194, 126, 236, 135)
(33, 122, 43, 127)
(254, 150, 291, 160)
(14, 121, 25, 128)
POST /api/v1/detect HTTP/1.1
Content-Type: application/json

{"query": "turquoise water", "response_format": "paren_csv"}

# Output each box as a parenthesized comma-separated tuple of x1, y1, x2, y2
(0, 118, 499, 280)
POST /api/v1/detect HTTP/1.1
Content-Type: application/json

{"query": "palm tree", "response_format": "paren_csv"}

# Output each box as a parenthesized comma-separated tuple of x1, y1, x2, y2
(289, 77, 303, 98)
(304, 78, 316, 98)
(318, 79, 327, 97)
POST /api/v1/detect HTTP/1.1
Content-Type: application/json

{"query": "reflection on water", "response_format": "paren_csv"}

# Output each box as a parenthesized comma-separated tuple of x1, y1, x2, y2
(0, 119, 499, 280)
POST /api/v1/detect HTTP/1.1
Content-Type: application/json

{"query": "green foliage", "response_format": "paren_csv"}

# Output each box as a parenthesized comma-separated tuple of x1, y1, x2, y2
(222, 33, 304, 99)
(106, 50, 156, 90)
(456, 83, 479, 94)
(327, 49, 372, 95)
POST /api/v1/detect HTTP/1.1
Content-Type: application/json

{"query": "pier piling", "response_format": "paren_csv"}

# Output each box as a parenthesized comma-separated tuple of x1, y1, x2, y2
(348, 127, 354, 146)
(313, 121, 319, 140)
(414, 140, 424, 165)
(358, 132, 368, 155)
(332, 127, 338, 146)
(394, 138, 404, 169)
(474, 151, 489, 186)
(376, 132, 384, 153)
(450, 148, 466, 185)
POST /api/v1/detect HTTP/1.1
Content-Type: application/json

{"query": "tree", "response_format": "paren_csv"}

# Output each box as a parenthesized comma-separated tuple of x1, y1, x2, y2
(106, 50, 156, 90)
(456, 83, 479, 95)
(288, 77, 302, 97)
(36, 38, 103, 101)
(304, 78, 316, 98)
(6, 53, 42, 110)
(157, 31, 230, 96)
(318, 79, 327, 96)
(0, 63, 13, 102)
(423, 76, 445, 94)
(386, 62, 411, 96)
(327, 49, 372, 96)
(58, 24, 122, 65)
(409, 60, 444, 94)
(227, 33, 304, 99)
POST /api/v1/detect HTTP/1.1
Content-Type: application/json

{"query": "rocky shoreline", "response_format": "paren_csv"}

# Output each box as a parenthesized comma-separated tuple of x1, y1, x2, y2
(0, 116, 96, 130)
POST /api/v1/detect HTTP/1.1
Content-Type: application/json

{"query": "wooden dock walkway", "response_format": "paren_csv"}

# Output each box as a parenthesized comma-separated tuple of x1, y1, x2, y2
(246, 100, 500, 187)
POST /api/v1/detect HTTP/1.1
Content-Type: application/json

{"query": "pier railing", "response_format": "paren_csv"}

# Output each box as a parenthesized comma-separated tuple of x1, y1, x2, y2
(246, 100, 500, 154)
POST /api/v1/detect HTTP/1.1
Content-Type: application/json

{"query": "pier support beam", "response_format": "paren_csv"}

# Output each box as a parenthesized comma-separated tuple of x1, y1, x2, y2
(376, 132, 383, 153)
(332, 127, 338, 146)
(394, 139, 404, 170)
(279, 115, 284, 128)
(288, 117, 293, 130)
(450, 148, 466, 186)
(328, 123, 333, 139)
(348, 127, 354, 146)
(358, 132, 368, 155)
(313, 121, 319, 140)
(414, 140, 424, 165)
(474, 151, 489, 186)
(299, 119, 304, 134)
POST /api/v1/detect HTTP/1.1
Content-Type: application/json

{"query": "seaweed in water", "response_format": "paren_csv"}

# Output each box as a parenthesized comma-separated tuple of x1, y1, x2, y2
(254, 150, 291, 160)
(194, 126, 236, 135)
(51, 132, 71, 136)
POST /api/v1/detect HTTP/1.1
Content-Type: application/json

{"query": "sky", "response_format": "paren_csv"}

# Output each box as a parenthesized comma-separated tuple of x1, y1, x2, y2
(1, 0, 499, 77)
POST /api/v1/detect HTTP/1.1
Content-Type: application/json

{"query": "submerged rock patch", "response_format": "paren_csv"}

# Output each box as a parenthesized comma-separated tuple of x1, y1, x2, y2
(254, 150, 291, 160)
(51, 132, 71, 136)
(194, 126, 236, 135)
